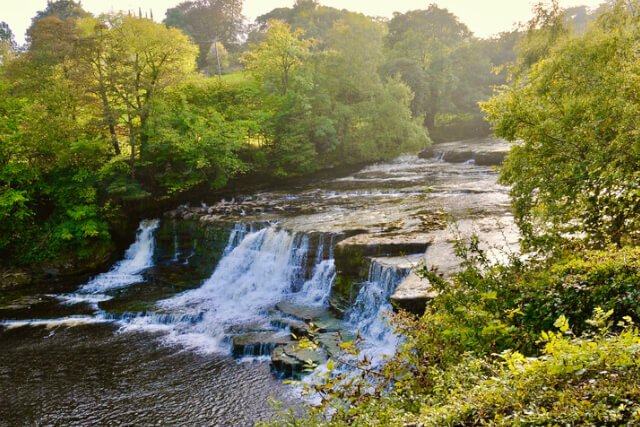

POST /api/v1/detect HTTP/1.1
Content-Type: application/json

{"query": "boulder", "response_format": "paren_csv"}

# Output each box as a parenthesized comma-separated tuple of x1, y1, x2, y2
(270, 343, 328, 379)
(390, 272, 437, 315)
(232, 331, 292, 358)
(275, 301, 332, 322)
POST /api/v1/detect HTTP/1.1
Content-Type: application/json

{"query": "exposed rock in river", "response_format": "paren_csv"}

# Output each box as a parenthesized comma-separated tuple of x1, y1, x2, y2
(419, 137, 511, 166)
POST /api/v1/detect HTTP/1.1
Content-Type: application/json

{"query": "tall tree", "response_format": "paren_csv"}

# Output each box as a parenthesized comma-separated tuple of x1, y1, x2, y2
(384, 5, 476, 133)
(164, 0, 244, 70)
(482, 0, 640, 249)
(102, 14, 198, 177)
(241, 20, 314, 96)
(27, 0, 90, 45)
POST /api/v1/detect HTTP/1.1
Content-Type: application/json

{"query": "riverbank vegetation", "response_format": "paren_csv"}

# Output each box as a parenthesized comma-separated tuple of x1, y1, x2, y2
(0, 0, 518, 272)
(262, 1, 640, 425)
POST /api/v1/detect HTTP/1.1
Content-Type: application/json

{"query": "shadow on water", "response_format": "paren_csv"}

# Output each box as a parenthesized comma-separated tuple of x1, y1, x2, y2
(0, 323, 301, 426)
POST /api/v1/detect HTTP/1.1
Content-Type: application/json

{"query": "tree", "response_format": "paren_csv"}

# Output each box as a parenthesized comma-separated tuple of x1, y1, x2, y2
(241, 20, 314, 96)
(482, 0, 640, 249)
(27, 0, 90, 45)
(0, 22, 16, 64)
(73, 17, 123, 155)
(0, 22, 15, 47)
(164, 0, 244, 70)
(141, 81, 247, 194)
(383, 5, 489, 137)
(78, 14, 198, 178)
(316, 13, 429, 162)
(255, 0, 345, 43)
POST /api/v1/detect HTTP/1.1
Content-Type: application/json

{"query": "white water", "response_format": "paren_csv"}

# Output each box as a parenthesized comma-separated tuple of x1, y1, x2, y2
(295, 234, 336, 306)
(27, 216, 409, 366)
(113, 224, 411, 363)
(80, 219, 160, 294)
(347, 261, 410, 361)
(126, 226, 312, 353)
(54, 220, 160, 310)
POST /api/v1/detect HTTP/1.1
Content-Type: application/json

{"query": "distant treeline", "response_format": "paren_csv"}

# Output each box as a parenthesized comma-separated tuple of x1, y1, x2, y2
(0, 0, 598, 267)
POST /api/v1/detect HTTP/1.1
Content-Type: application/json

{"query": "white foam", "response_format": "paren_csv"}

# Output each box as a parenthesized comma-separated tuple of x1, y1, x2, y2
(80, 219, 159, 294)
(0, 316, 112, 330)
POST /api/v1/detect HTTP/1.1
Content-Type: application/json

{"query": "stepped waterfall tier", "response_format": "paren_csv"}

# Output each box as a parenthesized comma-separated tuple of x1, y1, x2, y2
(0, 138, 516, 425)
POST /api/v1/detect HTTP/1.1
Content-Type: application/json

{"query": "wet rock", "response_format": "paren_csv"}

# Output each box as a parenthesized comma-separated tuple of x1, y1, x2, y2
(98, 282, 175, 315)
(311, 316, 345, 333)
(419, 137, 510, 166)
(143, 265, 205, 289)
(390, 272, 437, 315)
(0, 271, 32, 291)
(0, 295, 94, 321)
(164, 209, 180, 219)
(270, 343, 328, 379)
(316, 332, 350, 356)
(232, 332, 292, 358)
(474, 151, 508, 166)
(270, 315, 310, 338)
(275, 301, 332, 322)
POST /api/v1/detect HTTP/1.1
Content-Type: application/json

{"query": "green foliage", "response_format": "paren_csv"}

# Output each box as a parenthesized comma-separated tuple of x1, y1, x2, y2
(164, 0, 244, 70)
(0, 12, 204, 265)
(242, 20, 315, 96)
(265, 243, 640, 426)
(414, 313, 640, 426)
(382, 5, 507, 141)
(141, 81, 247, 195)
(483, 0, 640, 249)
(517, 247, 640, 340)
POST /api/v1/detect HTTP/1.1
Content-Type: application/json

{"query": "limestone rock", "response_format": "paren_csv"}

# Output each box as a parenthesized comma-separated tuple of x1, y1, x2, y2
(232, 332, 292, 358)
(270, 343, 328, 378)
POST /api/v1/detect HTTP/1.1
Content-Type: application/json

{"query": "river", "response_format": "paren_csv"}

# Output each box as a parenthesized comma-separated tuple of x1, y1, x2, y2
(0, 137, 515, 426)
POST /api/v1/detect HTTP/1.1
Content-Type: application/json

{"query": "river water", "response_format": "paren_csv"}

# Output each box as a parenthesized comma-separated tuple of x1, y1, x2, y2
(0, 138, 514, 425)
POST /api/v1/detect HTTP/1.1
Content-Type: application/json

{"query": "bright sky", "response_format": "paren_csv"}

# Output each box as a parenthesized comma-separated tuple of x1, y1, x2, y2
(2, 0, 605, 45)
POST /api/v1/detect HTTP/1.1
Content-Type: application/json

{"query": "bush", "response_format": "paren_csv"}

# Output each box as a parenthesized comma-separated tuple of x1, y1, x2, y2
(264, 245, 640, 426)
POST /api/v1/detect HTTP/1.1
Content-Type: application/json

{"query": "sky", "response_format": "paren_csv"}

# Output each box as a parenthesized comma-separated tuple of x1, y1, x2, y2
(2, 0, 605, 45)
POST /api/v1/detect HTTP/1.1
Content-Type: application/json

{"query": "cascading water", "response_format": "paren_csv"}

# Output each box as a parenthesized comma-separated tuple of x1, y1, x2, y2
(49, 217, 409, 366)
(80, 219, 160, 294)
(347, 261, 410, 359)
(172, 221, 181, 262)
(295, 234, 336, 306)
(120, 225, 409, 364)
(56, 219, 160, 309)
(129, 226, 312, 353)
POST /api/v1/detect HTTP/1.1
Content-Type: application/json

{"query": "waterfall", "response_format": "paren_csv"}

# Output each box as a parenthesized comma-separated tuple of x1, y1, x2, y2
(56, 219, 159, 309)
(171, 221, 181, 262)
(347, 261, 410, 358)
(223, 223, 248, 256)
(295, 234, 336, 306)
(79, 219, 160, 294)
(139, 226, 311, 353)
(87, 221, 408, 365)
